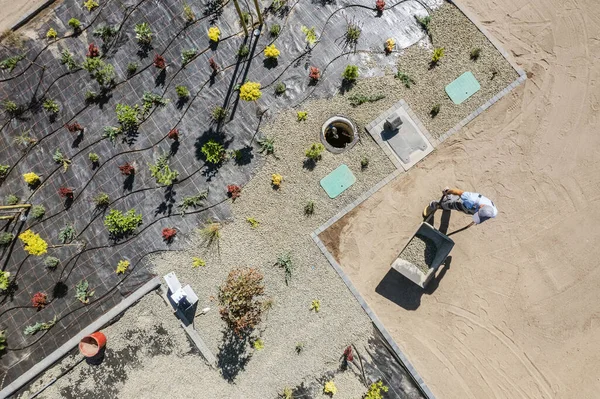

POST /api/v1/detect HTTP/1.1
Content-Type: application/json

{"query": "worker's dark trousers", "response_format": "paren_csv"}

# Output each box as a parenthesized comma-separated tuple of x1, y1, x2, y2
(438, 194, 474, 215)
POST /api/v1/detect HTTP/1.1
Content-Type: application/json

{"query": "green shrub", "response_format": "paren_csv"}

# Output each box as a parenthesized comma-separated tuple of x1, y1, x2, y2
(75, 280, 94, 303)
(148, 154, 179, 186)
(115, 103, 139, 131)
(342, 65, 359, 82)
(200, 220, 221, 246)
(31, 205, 46, 219)
(275, 253, 294, 285)
(126, 62, 138, 76)
(361, 156, 369, 169)
(270, 24, 281, 37)
(345, 20, 362, 44)
(183, 3, 195, 23)
(348, 93, 385, 107)
(304, 200, 314, 215)
(258, 137, 275, 155)
(58, 224, 75, 244)
(82, 58, 115, 86)
(431, 47, 444, 64)
(104, 209, 143, 237)
(416, 16, 431, 32)
(218, 268, 265, 334)
(68, 18, 81, 31)
(395, 71, 415, 88)
(238, 44, 249, 57)
(103, 126, 121, 143)
(274, 82, 286, 95)
(52, 149, 71, 172)
(430, 104, 440, 117)
(301, 26, 317, 45)
(470, 48, 481, 60)
(141, 92, 169, 116)
(84, 0, 99, 11)
(24, 316, 57, 336)
(93, 25, 117, 42)
(201, 140, 225, 163)
(241, 12, 250, 25)
(3, 100, 19, 116)
(305, 143, 325, 160)
(176, 85, 190, 98)
(134, 22, 152, 44)
(0, 54, 24, 72)
(0, 164, 9, 179)
(44, 256, 60, 269)
(0, 232, 14, 246)
(60, 49, 78, 70)
(43, 99, 59, 114)
(88, 152, 99, 163)
(94, 193, 110, 208)
(0, 271, 10, 291)
(178, 191, 209, 215)
(5, 194, 19, 206)
(181, 49, 197, 65)
(212, 106, 228, 122)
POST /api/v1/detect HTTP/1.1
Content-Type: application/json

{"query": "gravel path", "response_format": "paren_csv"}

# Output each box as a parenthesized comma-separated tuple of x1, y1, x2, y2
(399, 234, 437, 274)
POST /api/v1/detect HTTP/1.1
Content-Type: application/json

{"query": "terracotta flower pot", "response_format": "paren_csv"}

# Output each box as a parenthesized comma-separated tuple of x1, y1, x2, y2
(79, 331, 106, 357)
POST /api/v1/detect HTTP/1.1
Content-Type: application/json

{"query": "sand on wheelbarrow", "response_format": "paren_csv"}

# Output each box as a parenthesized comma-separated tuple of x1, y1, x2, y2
(399, 234, 438, 275)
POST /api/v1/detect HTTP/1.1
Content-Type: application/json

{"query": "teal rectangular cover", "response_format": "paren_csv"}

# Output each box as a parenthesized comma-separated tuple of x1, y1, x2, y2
(320, 164, 356, 199)
(445, 71, 481, 104)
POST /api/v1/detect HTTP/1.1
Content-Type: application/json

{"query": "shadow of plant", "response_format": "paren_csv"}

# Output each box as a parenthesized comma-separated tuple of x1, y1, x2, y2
(233, 145, 254, 166)
(217, 329, 252, 382)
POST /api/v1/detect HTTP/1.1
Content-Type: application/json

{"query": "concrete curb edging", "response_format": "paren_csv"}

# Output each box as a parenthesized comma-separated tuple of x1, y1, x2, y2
(0, 276, 162, 399)
(10, 0, 57, 31)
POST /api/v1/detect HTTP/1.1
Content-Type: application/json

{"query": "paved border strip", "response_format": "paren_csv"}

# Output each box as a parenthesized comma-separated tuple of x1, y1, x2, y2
(10, 0, 57, 31)
(0, 276, 161, 399)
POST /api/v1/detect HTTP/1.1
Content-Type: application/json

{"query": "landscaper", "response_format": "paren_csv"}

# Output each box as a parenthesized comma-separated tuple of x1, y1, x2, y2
(427, 187, 498, 226)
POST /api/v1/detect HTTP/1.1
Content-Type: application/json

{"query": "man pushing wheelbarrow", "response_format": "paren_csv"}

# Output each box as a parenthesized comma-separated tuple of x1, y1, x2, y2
(424, 187, 498, 227)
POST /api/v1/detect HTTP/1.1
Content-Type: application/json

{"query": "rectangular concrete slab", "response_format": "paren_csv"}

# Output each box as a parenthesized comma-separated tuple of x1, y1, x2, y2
(320, 164, 356, 198)
(445, 71, 481, 104)
(366, 104, 434, 171)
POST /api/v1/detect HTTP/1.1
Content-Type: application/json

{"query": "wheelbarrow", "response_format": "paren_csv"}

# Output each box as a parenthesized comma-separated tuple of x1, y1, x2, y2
(390, 222, 454, 288)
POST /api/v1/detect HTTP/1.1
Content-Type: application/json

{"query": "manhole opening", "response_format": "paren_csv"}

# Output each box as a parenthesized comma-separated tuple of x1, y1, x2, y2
(320, 116, 358, 154)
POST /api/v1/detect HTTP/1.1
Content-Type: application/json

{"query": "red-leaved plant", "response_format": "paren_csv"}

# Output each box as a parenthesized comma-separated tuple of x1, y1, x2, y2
(209, 57, 219, 74)
(119, 162, 135, 175)
(375, 0, 385, 12)
(153, 54, 166, 69)
(309, 66, 320, 81)
(87, 43, 100, 58)
(343, 345, 354, 362)
(162, 227, 177, 242)
(167, 128, 179, 140)
(32, 292, 48, 309)
(227, 184, 241, 201)
(64, 122, 84, 133)
(58, 187, 74, 198)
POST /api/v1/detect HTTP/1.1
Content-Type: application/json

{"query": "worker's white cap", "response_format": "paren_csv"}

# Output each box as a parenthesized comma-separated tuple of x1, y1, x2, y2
(472, 205, 496, 224)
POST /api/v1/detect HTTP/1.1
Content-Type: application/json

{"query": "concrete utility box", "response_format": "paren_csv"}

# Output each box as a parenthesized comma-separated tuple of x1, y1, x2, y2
(391, 223, 454, 288)
(384, 114, 403, 131)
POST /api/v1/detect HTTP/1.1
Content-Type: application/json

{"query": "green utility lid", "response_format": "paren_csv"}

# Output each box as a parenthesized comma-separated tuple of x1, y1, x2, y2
(445, 71, 481, 104)
(320, 164, 356, 198)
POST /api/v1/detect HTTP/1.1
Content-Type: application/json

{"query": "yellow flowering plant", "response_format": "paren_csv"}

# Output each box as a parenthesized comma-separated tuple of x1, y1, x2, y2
(18, 230, 48, 256)
(192, 257, 206, 268)
(323, 380, 337, 396)
(385, 38, 395, 54)
(264, 44, 280, 59)
(297, 111, 307, 121)
(239, 81, 262, 101)
(116, 260, 130, 274)
(271, 173, 282, 187)
(46, 28, 58, 40)
(83, 0, 99, 11)
(23, 172, 41, 186)
(208, 26, 220, 42)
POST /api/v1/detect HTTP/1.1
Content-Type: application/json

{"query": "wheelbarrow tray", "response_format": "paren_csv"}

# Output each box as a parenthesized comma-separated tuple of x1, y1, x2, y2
(391, 222, 454, 288)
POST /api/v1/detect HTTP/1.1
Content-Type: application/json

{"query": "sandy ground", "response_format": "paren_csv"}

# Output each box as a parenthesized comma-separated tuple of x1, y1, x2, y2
(320, 0, 600, 398)
(0, 0, 48, 32)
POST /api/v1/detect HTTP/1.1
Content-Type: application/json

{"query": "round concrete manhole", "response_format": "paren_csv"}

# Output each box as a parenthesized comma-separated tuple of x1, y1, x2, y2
(320, 116, 358, 154)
